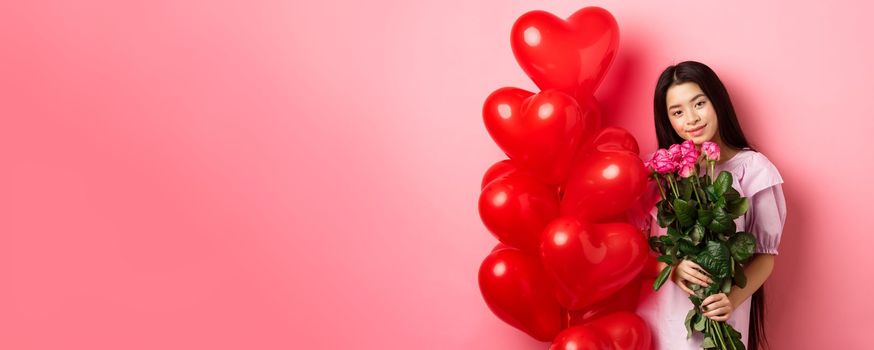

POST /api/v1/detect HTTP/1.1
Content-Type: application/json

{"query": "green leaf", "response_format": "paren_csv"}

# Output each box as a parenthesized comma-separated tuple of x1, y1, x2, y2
(702, 336, 716, 348)
(657, 209, 676, 228)
(694, 313, 707, 331)
(724, 186, 741, 203)
(704, 280, 722, 295)
(680, 178, 694, 200)
(684, 309, 695, 339)
(733, 264, 748, 288)
(705, 185, 719, 203)
(660, 235, 673, 247)
(694, 241, 731, 279)
(689, 223, 705, 245)
(653, 265, 673, 291)
(656, 199, 676, 228)
(673, 198, 697, 228)
(697, 208, 714, 227)
(667, 226, 681, 239)
(689, 295, 702, 307)
(708, 207, 736, 234)
(729, 232, 757, 262)
(657, 255, 676, 265)
(714, 171, 733, 196)
(678, 238, 698, 256)
(721, 278, 732, 294)
(729, 326, 745, 349)
(727, 197, 750, 217)
(648, 236, 664, 252)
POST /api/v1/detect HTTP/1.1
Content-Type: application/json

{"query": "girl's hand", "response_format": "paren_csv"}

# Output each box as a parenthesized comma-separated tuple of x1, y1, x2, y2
(671, 259, 713, 295)
(701, 293, 735, 321)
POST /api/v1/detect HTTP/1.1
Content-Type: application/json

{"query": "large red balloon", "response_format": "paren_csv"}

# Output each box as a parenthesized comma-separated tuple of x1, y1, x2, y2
(560, 150, 648, 222)
(568, 275, 642, 325)
(587, 126, 640, 155)
(478, 248, 563, 341)
(511, 7, 619, 102)
(540, 217, 648, 309)
(479, 172, 559, 253)
(483, 87, 600, 185)
(551, 312, 652, 350)
(641, 252, 662, 279)
(587, 312, 653, 350)
(550, 325, 612, 350)
(481, 159, 519, 190)
(491, 242, 512, 253)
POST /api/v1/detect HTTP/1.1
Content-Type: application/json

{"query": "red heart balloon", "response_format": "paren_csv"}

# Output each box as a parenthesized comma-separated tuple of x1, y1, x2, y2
(483, 88, 600, 185)
(481, 159, 519, 190)
(568, 275, 642, 326)
(560, 150, 648, 222)
(491, 242, 512, 253)
(593, 210, 633, 225)
(637, 276, 657, 304)
(588, 126, 640, 155)
(550, 324, 612, 350)
(641, 252, 662, 279)
(479, 172, 560, 253)
(511, 7, 619, 102)
(585, 312, 653, 350)
(479, 248, 563, 341)
(540, 217, 648, 309)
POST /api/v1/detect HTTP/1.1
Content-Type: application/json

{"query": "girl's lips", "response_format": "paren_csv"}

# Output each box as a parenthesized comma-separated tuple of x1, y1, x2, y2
(688, 124, 706, 136)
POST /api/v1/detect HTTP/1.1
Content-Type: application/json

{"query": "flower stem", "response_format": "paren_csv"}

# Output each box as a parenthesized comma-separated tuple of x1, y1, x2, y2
(725, 322, 739, 350)
(691, 173, 702, 204)
(667, 174, 680, 198)
(655, 174, 667, 202)
(714, 320, 727, 349)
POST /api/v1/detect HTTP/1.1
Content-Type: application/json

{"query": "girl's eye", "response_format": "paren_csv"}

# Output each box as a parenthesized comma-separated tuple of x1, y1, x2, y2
(672, 110, 682, 117)
(695, 101, 706, 108)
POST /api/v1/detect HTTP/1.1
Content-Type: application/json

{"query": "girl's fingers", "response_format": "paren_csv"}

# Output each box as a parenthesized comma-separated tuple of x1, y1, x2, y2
(680, 271, 710, 287)
(692, 265, 712, 277)
(692, 270, 713, 284)
(680, 264, 710, 281)
(684, 265, 713, 283)
(703, 306, 730, 318)
(702, 294, 719, 306)
(702, 294, 728, 307)
(686, 261, 713, 280)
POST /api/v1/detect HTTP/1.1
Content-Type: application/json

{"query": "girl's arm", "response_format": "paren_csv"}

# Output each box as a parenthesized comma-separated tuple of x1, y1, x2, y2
(727, 253, 775, 307)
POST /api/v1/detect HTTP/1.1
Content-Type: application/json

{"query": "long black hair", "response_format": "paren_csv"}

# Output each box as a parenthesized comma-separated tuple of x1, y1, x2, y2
(653, 61, 769, 350)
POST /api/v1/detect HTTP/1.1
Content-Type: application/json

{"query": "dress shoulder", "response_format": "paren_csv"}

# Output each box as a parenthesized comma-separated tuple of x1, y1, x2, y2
(740, 151, 784, 197)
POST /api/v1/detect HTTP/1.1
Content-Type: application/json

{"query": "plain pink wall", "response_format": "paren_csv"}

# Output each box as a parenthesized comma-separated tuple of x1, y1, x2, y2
(1, 0, 871, 348)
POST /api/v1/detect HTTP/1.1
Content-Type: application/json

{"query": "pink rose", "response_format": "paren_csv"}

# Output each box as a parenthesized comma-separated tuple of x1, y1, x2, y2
(650, 149, 677, 174)
(667, 144, 683, 164)
(678, 153, 699, 178)
(678, 152, 698, 177)
(678, 162, 696, 178)
(702, 141, 720, 161)
(680, 140, 700, 160)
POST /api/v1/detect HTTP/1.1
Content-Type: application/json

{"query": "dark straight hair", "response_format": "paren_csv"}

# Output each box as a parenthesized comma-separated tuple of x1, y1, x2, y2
(653, 61, 768, 350)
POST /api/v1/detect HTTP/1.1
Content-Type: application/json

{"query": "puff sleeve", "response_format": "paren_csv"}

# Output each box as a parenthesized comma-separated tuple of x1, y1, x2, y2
(742, 153, 787, 255)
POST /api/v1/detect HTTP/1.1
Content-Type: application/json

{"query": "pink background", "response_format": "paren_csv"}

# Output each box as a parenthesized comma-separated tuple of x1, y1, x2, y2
(2, 0, 871, 348)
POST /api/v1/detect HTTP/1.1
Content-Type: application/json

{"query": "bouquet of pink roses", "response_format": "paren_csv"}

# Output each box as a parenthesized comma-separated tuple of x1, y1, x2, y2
(644, 140, 755, 350)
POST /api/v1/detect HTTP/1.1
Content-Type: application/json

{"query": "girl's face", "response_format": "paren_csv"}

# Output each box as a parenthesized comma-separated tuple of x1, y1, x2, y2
(665, 82, 720, 145)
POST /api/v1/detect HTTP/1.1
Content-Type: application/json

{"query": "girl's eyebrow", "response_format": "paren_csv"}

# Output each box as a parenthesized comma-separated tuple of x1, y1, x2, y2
(668, 93, 706, 110)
